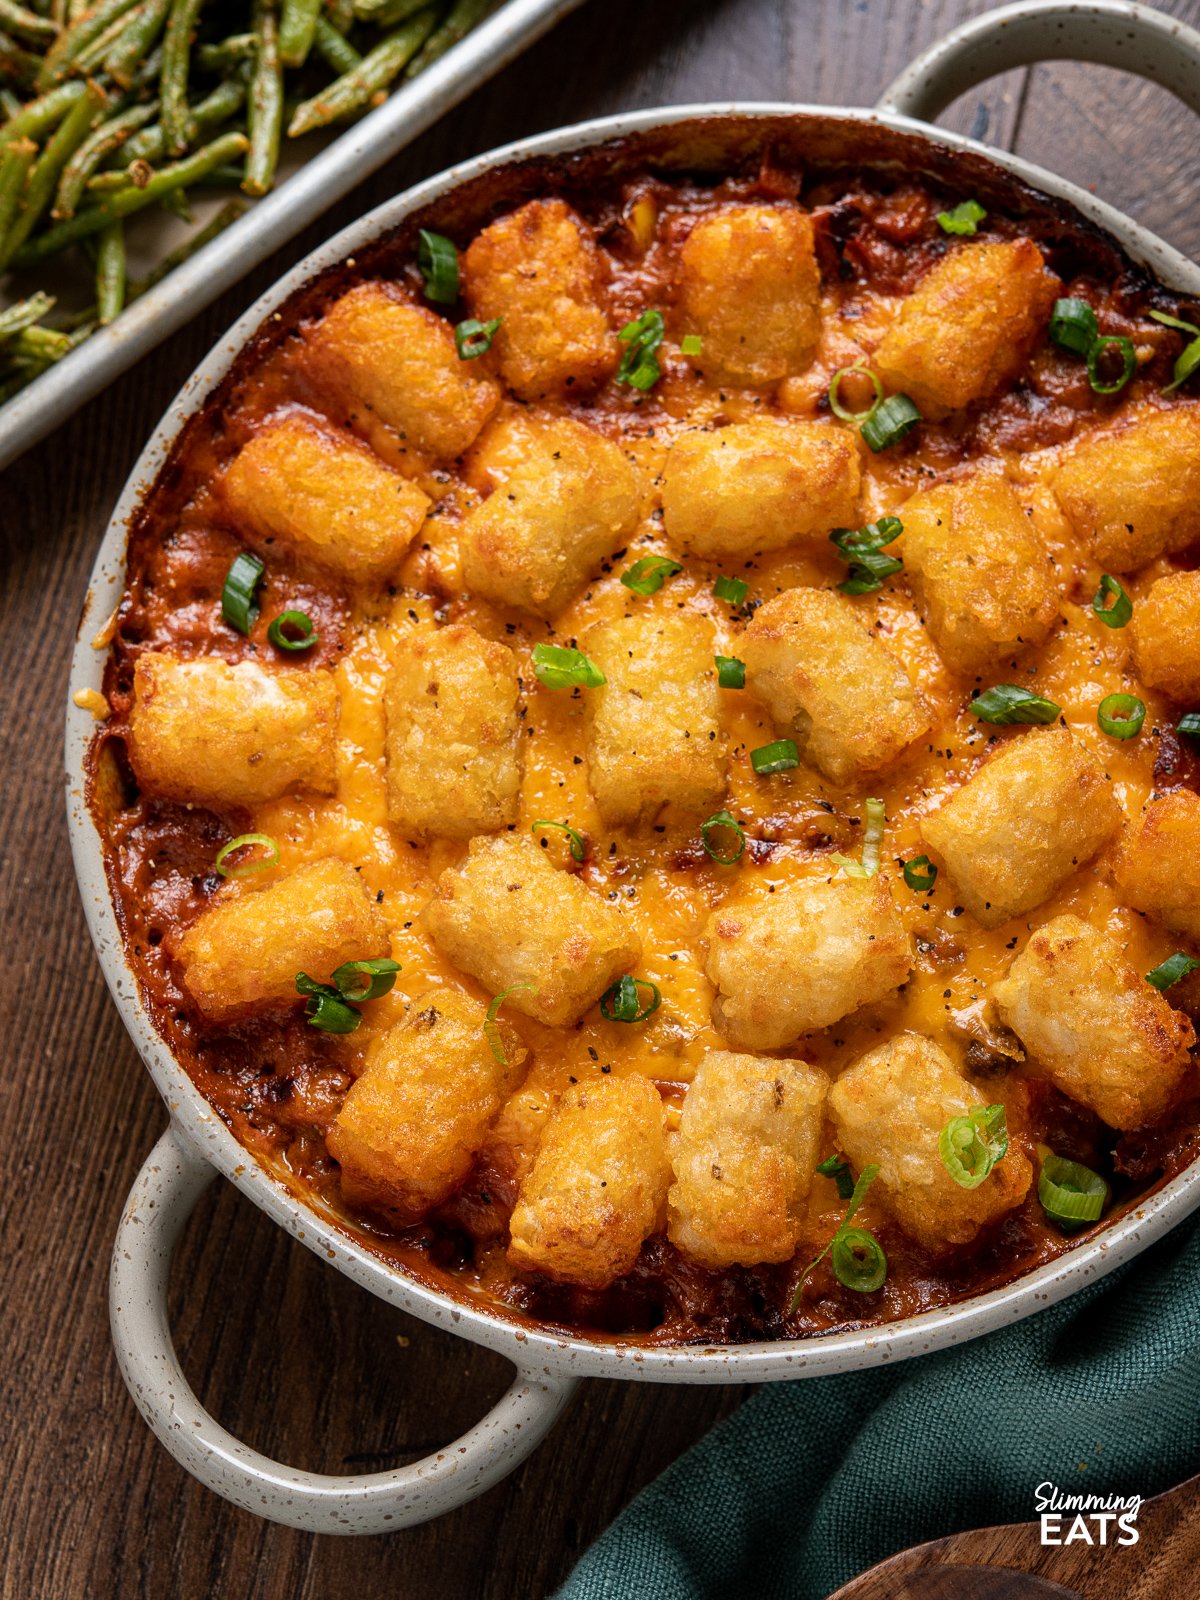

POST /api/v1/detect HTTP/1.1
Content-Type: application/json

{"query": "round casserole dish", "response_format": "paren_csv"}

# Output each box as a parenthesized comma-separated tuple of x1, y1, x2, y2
(66, 0, 1200, 1534)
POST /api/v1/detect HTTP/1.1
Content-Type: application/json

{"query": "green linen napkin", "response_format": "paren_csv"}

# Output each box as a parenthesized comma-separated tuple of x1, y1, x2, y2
(555, 1208, 1200, 1600)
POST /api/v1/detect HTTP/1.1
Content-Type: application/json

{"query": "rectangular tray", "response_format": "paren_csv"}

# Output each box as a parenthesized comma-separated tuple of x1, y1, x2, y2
(0, 0, 586, 474)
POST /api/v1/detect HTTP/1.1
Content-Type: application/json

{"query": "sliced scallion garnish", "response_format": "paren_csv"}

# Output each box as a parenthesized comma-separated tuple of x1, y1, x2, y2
(713, 575, 748, 605)
(715, 654, 745, 689)
(1178, 711, 1200, 740)
(830, 516, 903, 595)
(1148, 309, 1200, 392)
(939, 1104, 1009, 1189)
(1146, 952, 1200, 991)
(700, 809, 745, 865)
(830, 1227, 888, 1293)
(267, 609, 318, 651)
(454, 316, 501, 359)
(828, 361, 883, 422)
(1097, 692, 1145, 740)
(330, 957, 401, 1003)
(970, 684, 1061, 725)
(221, 551, 265, 636)
(417, 228, 458, 303)
(815, 1153, 855, 1201)
(295, 955, 400, 1033)
(1087, 334, 1136, 395)
(620, 553, 682, 596)
(936, 199, 986, 235)
(485, 983, 536, 1065)
(531, 643, 606, 690)
(600, 975, 661, 1023)
(902, 855, 937, 893)
(1049, 297, 1099, 357)
(530, 819, 586, 863)
(790, 1162, 884, 1308)
(214, 832, 279, 879)
(1038, 1152, 1107, 1227)
(751, 738, 799, 776)
(616, 309, 665, 390)
(1091, 574, 1132, 629)
(833, 798, 886, 880)
(680, 333, 703, 357)
(860, 393, 921, 452)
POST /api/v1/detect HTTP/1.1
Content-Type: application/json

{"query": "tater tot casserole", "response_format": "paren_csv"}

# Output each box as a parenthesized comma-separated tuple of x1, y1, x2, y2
(85, 139, 1200, 1345)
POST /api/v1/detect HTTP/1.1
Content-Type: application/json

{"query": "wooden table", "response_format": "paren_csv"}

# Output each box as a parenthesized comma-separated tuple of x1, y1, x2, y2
(3, 2, 1199, 1594)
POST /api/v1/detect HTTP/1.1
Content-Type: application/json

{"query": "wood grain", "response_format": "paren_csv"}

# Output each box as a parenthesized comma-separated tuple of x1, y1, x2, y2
(2, 3, 1199, 1596)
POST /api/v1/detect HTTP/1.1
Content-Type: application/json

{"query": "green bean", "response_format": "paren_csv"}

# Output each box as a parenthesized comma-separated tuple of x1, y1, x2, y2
(278, 0, 317, 66)
(404, 0, 487, 77)
(244, 0, 280, 193)
(0, 134, 34, 251)
(73, 4, 140, 70)
(0, 75, 82, 139)
(157, 176, 189, 215)
(0, 0, 58, 45)
(194, 30, 254, 69)
(9, 321, 71, 358)
(54, 96, 154, 213)
(159, 0, 204, 153)
(37, 0, 138, 85)
(0, 77, 102, 265)
(312, 13, 357, 73)
(121, 73, 243, 161)
(0, 288, 54, 340)
(11, 128, 248, 263)
(287, 6, 433, 136)
(0, 86, 22, 114)
(87, 158, 149, 186)
(353, 0, 422, 26)
(0, 28, 41, 86)
(102, 0, 168, 85)
(324, 0, 352, 29)
(95, 218, 125, 320)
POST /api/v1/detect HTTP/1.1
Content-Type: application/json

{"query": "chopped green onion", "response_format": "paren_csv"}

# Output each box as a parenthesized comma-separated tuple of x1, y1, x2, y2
(1038, 1152, 1107, 1227)
(1049, 297, 1099, 357)
(830, 517, 903, 595)
(600, 975, 661, 1023)
(417, 228, 457, 303)
(861, 797, 885, 876)
(902, 855, 937, 893)
(861, 393, 921, 452)
(937, 199, 986, 235)
(790, 1162, 882, 1309)
(939, 1104, 1009, 1189)
(713, 575, 748, 605)
(620, 554, 682, 596)
(680, 333, 703, 357)
(531, 819, 586, 862)
(830, 1227, 888, 1293)
(1091, 574, 1132, 629)
(715, 654, 745, 689)
(815, 1153, 855, 1201)
(267, 609, 318, 651)
(1178, 711, 1200, 741)
(616, 308, 665, 390)
(1087, 334, 1136, 395)
(454, 316, 500, 359)
(700, 809, 745, 865)
(484, 983, 536, 1065)
(1097, 692, 1145, 740)
(751, 739, 799, 776)
(221, 551, 264, 635)
(970, 684, 1061, 725)
(1146, 952, 1200, 991)
(828, 361, 883, 422)
(214, 832, 279, 878)
(295, 972, 360, 1034)
(531, 643, 606, 690)
(1149, 309, 1200, 392)
(331, 957, 401, 1003)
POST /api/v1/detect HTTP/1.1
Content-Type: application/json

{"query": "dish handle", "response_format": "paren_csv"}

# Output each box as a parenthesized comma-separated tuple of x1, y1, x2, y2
(878, 0, 1200, 122)
(109, 1121, 578, 1534)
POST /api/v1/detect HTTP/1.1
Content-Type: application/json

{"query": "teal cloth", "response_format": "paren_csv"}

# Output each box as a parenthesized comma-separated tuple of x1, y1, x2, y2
(555, 1210, 1200, 1600)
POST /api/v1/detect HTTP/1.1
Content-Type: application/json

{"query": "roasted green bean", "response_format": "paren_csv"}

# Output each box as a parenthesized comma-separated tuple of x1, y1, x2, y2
(159, 0, 203, 152)
(54, 97, 155, 215)
(244, 0, 280, 193)
(95, 218, 125, 320)
(288, 5, 434, 135)
(102, 0, 169, 85)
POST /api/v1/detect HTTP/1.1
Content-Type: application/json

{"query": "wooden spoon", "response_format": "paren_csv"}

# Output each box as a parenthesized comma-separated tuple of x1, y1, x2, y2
(826, 1473, 1200, 1599)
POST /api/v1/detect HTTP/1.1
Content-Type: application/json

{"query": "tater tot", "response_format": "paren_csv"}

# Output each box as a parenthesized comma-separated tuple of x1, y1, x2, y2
(660, 419, 861, 558)
(304, 283, 499, 466)
(583, 612, 725, 825)
(920, 727, 1122, 928)
(1131, 571, 1200, 702)
(1051, 403, 1200, 571)
(704, 876, 913, 1051)
(829, 1034, 1033, 1252)
(327, 988, 528, 1220)
(422, 834, 641, 1028)
(992, 914, 1194, 1130)
(458, 412, 643, 617)
(741, 587, 931, 786)
(220, 412, 430, 587)
(507, 1074, 670, 1288)
(899, 473, 1059, 677)
(384, 624, 521, 838)
(462, 198, 617, 399)
(667, 1051, 828, 1268)
(177, 858, 390, 1023)
(128, 651, 337, 810)
(678, 203, 822, 385)
(1112, 790, 1200, 945)
(874, 239, 1057, 418)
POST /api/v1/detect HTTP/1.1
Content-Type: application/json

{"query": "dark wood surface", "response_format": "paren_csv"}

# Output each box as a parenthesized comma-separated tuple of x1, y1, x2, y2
(3, 2, 1200, 1596)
